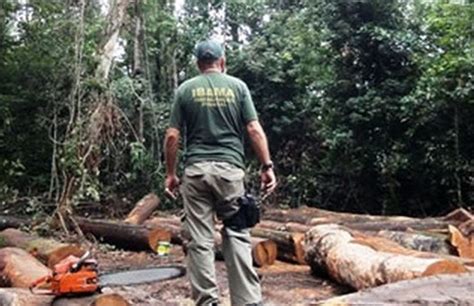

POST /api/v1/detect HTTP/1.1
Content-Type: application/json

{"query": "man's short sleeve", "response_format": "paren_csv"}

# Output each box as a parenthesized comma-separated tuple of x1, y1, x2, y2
(241, 84, 258, 123)
(169, 90, 184, 130)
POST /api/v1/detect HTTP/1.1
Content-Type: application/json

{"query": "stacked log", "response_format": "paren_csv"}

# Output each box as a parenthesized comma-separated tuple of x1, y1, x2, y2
(304, 224, 468, 290)
(0, 247, 51, 288)
(0, 288, 54, 306)
(53, 293, 130, 306)
(75, 217, 160, 251)
(0, 228, 85, 267)
(251, 227, 305, 264)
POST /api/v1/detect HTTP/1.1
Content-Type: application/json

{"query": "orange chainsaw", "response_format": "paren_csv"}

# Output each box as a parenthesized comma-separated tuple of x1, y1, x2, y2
(30, 251, 185, 296)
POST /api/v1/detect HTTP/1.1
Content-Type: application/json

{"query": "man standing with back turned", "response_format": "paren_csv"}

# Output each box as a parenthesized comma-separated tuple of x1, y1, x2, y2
(164, 40, 277, 306)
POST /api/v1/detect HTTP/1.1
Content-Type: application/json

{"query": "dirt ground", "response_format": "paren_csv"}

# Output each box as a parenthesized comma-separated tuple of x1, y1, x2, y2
(94, 245, 350, 305)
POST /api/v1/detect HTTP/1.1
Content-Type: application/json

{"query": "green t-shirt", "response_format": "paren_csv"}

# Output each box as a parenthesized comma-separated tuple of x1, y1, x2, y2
(169, 72, 258, 169)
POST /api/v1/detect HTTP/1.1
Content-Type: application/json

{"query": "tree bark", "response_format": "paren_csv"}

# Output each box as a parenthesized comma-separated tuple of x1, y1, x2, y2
(53, 293, 130, 306)
(76, 217, 157, 251)
(304, 224, 468, 290)
(320, 272, 474, 306)
(0, 288, 54, 306)
(124, 193, 160, 225)
(376, 230, 455, 255)
(0, 247, 51, 288)
(96, 0, 132, 80)
(264, 207, 462, 231)
(0, 228, 85, 268)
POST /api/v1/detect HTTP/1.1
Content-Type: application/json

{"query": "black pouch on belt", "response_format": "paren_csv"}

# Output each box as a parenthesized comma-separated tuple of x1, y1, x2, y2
(223, 193, 260, 230)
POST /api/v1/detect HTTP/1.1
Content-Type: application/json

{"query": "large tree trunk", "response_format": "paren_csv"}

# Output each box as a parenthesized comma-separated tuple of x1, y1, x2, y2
(320, 272, 474, 306)
(53, 293, 130, 306)
(0, 228, 85, 267)
(0, 288, 54, 306)
(124, 193, 160, 225)
(0, 247, 51, 288)
(96, 0, 132, 80)
(304, 224, 468, 290)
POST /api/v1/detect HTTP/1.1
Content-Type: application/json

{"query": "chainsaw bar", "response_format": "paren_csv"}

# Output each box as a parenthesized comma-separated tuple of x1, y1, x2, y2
(99, 266, 186, 287)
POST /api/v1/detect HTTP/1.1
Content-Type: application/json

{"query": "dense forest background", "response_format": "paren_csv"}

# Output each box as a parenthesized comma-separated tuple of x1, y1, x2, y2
(0, 0, 472, 219)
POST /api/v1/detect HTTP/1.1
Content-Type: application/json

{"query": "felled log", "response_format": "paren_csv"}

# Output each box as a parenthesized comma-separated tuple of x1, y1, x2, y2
(0, 247, 51, 288)
(259, 219, 456, 256)
(264, 207, 457, 233)
(338, 219, 454, 233)
(76, 217, 160, 251)
(0, 288, 54, 306)
(264, 206, 418, 225)
(53, 293, 130, 306)
(320, 272, 474, 306)
(443, 207, 473, 223)
(251, 227, 306, 264)
(124, 193, 160, 225)
(143, 215, 181, 228)
(214, 233, 277, 267)
(148, 227, 174, 252)
(251, 237, 277, 267)
(304, 224, 468, 290)
(144, 216, 183, 245)
(449, 225, 474, 259)
(0, 228, 85, 267)
(377, 230, 454, 255)
(0, 216, 28, 230)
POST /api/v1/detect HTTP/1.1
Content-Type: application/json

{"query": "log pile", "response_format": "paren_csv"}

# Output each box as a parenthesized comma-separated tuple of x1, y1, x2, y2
(1, 193, 472, 304)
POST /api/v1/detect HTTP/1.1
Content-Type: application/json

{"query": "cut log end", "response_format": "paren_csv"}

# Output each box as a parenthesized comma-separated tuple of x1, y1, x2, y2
(148, 228, 172, 253)
(292, 233, 306, 265)
(252, 239, 277, 267)
(91, 293, 130, 306)
(422, 260, 468, 276)
(448, 225, 474, 259)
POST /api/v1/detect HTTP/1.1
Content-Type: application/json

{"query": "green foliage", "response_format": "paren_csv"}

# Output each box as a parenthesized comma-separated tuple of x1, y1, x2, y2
(0, 0, 472, 216)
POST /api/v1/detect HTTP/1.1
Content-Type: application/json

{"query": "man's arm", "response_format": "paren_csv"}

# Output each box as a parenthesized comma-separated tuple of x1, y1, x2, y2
(246, 120, 277, 195)
(247, 120, 271, 164)
(164, 127, 181, 199)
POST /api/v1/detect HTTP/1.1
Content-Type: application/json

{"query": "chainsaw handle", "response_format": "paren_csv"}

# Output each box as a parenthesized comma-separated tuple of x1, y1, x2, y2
(29, 274, 52, 294)
(71, 250, 91, 272)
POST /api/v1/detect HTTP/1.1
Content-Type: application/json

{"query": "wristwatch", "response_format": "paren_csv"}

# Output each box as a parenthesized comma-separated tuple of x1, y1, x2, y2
(261, 161, 274, 171)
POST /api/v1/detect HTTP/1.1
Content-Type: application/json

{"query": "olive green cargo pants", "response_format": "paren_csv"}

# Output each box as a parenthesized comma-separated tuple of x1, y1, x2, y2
(180, 161, 262, 306)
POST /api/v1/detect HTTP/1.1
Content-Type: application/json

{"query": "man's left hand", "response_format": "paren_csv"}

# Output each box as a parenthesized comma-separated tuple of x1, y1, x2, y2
(165, 174, 180, 200)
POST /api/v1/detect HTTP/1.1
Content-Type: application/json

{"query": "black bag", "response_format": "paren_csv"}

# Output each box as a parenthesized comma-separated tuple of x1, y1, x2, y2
(223, 193, 260, 230)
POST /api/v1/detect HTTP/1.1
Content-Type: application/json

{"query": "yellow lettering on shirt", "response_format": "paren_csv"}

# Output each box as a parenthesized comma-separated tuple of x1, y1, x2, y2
(192, 87, 236, 107)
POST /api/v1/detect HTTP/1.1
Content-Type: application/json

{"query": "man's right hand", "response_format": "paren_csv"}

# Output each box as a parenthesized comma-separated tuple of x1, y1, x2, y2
(165, 174, 180, 200)
(260, 168, 277, 197)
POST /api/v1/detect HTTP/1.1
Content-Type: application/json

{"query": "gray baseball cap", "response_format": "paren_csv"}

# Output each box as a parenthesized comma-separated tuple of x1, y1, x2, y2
(195, 40, 224, 61)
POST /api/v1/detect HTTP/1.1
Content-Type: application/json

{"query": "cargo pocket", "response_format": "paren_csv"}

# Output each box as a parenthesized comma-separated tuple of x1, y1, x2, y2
(215, 167, 245, 220)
